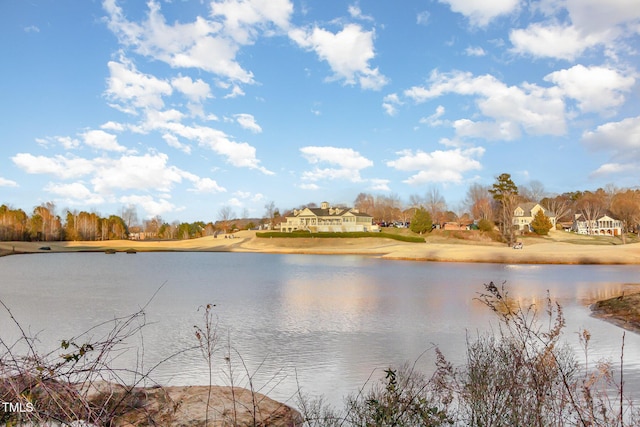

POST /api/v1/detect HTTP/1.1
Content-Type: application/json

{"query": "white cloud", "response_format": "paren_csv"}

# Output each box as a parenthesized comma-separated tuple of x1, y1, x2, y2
(0, 177, 18, 187)
(368, 178, 390, 192)
(566, 0, 640, 34)
(509, 0, 640, 61)
(583, 116, 640, 178)
(301, 146, 373, 170)
(24, 25, 40, 33)
(465, 46, 486, 56)
(348, 4, 373, 21)
(188, 177, 226, 193)
(453, 119, 521, 141)
(131, 110, 271, 174)
(12, 153, 94, 179)
(590, 162, 637, 177)
(81, 130, 127, 152)
(90, 153, 184, 194)
(227, 197, 244, 208)
(419, 105, 446, 126)
(416, 11, 430, 26)
(105, 58, 172, 114)
(544, 65, 636, 114)
(509, 23, 604, 60)
(156, 122, 272, 174)
(101, 121, 126, 132)
(103, 0, 292, 84)
(583, 116, 640, 154)
(55, 136, 81, 150)
(223, 85, 246, 98)
(162, 134, 192, 154)
(210, 0, 293, 44)
(289, 23, 388, 90)
(405, 70, 566, 139)
(387, 147, 484, 185)
(439, 0, 521, 27)
(171, 75, 212, 103)
(300, 146, 373, 183)
(298, 183, 320, 190)
(382, 93, 402, 116)
(119, 194, 178, 218)
(44, 182, 105, 205)
(235, 113, 262, 133)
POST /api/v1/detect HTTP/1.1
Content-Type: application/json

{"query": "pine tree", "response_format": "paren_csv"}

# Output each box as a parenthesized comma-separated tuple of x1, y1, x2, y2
(489, 173, 519, 244)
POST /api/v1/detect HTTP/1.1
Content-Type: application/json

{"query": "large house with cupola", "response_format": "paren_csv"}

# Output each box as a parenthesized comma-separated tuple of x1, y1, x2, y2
(512, 203, 557, 232)
(282, 201, 375, 233)
(572, 213, 622, 236)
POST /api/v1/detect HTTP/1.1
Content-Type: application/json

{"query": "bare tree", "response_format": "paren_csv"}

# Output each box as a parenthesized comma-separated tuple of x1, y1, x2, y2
(542, 194, 572, 223)
(454, 202, 470, 229)
(264, 201, 277, 230)
(408, 194, 424, 209)
(218, 206, 235, 233)
(425, 186, 446, 226)
(611, 189, 640, 234)
(576, 192, 606, 235)
(521, 180, 547, 203)
(144, 216, 162, 239)
(354, 193, 375, 214)
(121, 205, 139, 231)
(465, 183, 493, 221)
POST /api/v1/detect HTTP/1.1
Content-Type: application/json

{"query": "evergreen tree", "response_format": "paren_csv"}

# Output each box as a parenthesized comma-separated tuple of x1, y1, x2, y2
(410, 207, 432, 234)
(489, 173, 519, 244)
(530, 209, 553, 235)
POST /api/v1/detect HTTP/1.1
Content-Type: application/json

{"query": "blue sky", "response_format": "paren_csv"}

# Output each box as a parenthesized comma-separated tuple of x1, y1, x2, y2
(1, 0, 639, 222)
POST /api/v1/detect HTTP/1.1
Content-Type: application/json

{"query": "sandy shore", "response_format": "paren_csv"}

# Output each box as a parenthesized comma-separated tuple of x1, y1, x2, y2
(3, 230, 640, 264)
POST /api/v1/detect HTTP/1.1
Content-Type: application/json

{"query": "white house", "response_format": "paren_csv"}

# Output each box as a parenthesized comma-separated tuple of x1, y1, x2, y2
(572, 213, 622, 236)
(282, 201, 375, 233)
(512, 203, 557, 232)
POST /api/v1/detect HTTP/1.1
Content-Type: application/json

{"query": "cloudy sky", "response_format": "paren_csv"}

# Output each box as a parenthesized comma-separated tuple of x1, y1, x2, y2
(1, 0, 639, 222)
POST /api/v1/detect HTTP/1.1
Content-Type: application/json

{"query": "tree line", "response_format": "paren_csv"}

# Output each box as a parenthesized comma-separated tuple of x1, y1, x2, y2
(0, 203, 247, 242)
(3, 174, 639, 242)
(352, 174, 640, 241)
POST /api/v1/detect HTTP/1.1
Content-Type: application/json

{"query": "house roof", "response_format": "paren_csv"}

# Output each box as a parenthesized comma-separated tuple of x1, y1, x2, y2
(292, 206, 372, 218)
(514, 202, 557, 218)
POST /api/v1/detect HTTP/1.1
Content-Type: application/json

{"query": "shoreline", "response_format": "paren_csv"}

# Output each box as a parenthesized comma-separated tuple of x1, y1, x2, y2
(2, 230, 640, 265)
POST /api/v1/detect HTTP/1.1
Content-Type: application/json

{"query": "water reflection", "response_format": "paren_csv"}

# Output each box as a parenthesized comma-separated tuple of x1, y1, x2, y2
(1, 253, 639, 407)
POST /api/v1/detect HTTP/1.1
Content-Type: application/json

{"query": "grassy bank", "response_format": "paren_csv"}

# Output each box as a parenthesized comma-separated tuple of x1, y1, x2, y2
(256, 230, 426, 243)
(591, 291, 640, 334)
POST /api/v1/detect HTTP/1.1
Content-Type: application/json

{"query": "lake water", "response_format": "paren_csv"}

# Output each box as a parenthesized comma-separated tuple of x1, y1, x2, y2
(1, 252, 640, 409)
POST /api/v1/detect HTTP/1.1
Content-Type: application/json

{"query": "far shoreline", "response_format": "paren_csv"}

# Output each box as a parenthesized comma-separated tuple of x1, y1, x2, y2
(2, 229, 640, 265)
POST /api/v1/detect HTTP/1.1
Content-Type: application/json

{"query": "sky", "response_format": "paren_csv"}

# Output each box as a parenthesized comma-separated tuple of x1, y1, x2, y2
(1, 0, 639, 223)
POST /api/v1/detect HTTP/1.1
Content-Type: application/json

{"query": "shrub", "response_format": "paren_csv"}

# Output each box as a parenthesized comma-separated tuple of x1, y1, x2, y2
(531, 209, 553, 235)
(477, 218, 495, 232)
(410, 207, 433, 234)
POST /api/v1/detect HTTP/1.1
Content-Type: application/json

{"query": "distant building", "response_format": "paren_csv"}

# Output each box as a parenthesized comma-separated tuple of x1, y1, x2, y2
(282, 201, 375, 233)
(512, 203, 557, 232)
(572, 213, 622, 236)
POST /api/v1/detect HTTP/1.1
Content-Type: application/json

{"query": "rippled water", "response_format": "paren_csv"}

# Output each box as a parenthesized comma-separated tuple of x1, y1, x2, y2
(1, 252, 639, 408)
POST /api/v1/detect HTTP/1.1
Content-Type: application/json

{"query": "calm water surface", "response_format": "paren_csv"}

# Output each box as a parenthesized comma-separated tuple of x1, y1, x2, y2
(1, 252, 639, 408)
